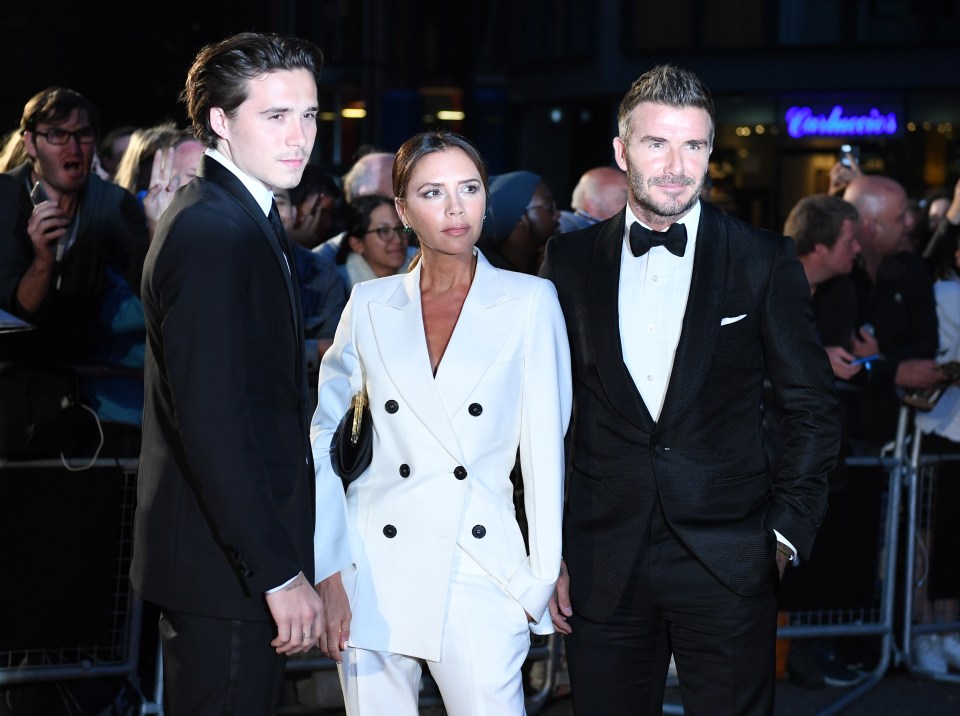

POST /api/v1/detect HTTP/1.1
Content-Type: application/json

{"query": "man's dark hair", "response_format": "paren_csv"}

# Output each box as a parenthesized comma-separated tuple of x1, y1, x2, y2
(617, 64, 715, 144)
(784, 194, 860, 256)
(19, 87, 98, 135)
(182, 32, 324, 148)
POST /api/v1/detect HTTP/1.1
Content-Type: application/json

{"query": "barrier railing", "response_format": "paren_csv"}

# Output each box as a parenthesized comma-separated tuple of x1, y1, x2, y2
(0, 458, 144, 698)
(902, 427, 960, 686)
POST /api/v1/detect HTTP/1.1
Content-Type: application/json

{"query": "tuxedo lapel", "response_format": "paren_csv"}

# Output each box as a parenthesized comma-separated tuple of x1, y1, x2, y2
(588, 210, 656, 432)
(369, 265, 467, 464)
(198, 156, 298, 323)
(658, 202, 726, 429)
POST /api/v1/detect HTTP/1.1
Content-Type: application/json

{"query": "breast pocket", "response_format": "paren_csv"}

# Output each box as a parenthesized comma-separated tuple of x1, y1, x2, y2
(717, 314, 755, 341)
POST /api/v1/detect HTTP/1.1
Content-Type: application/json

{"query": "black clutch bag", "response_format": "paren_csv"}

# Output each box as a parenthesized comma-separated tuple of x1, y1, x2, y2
(330, 390, 372, 489)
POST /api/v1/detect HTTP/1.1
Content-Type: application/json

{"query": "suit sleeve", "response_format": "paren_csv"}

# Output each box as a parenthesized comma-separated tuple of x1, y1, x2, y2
(761, 236, 840, 560)
(509, 279, 572, 629)
(309, 285, 359, 583)
(153, 209, 304, 593)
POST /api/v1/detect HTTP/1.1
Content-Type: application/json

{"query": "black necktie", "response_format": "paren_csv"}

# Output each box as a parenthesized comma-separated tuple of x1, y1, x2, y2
(629, 221, 687, 258)
(268, 201, 293, 270)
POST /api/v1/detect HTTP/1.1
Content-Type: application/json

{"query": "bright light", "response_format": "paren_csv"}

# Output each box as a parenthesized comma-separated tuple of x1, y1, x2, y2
(319, 112, 337, 122)
(550, 109, 562, 123)
(342, 108, 367, 119)
(437, 110, 465, 121)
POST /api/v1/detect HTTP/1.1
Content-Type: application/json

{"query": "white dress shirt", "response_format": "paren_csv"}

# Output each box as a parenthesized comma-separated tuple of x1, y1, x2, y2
(619, 201, 700, 422)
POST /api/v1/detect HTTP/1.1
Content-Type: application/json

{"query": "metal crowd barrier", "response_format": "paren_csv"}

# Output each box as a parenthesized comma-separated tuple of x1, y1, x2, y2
(0, 457, 146, 703)
(902, 424, 960, 686)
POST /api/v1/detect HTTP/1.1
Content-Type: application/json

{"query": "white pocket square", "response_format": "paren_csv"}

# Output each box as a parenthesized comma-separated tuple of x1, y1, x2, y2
(720, 314, 747, 326)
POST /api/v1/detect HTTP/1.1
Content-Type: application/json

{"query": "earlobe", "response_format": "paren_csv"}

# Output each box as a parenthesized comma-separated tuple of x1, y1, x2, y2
(348, 235, 365, 255)
(613, 137, 628, 172)
(209, 107, 228, 141)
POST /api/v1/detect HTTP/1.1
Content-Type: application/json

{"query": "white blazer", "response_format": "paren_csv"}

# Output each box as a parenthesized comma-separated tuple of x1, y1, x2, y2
(311, 250, 572, 661)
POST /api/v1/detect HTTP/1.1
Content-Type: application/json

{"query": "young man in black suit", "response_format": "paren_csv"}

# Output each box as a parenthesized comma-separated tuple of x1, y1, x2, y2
(131, 32, 351, 714)
(540, 65, 841, 715)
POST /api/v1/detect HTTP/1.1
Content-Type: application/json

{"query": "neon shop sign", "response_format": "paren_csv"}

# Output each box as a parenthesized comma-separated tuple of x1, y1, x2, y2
(785, 105, 898, 138)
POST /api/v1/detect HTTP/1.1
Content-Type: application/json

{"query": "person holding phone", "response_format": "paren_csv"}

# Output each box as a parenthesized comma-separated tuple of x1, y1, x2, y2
(0, 87, 149, 366)
(828, 144, 863, 198)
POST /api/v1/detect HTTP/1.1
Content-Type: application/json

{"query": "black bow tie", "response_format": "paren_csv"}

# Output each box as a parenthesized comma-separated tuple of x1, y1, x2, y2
(629, 221, 687, 258)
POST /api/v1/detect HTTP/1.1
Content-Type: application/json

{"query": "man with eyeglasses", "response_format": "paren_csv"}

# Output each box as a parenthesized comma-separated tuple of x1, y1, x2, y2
(0, 86, 148, 367)
(0, 86, 148, 458)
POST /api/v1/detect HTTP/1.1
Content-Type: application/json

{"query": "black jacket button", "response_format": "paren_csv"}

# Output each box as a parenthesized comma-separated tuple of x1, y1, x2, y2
(472, 524, 486, 539)
(454, 466, 468, 480)
(242, 568, 254, 578)
(383, 524, 397, 538)
(468, 403, 483, 416)
(654, 444, 665, 456)
(399, 464, 410, 478)
(385, 400, 399, 414)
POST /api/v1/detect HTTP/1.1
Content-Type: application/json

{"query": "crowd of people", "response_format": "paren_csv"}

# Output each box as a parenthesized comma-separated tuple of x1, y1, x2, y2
(1, 28, 959, 716)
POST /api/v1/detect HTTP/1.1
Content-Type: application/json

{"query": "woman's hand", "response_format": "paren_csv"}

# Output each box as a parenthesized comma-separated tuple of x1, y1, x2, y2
(315, 572, 352, 662)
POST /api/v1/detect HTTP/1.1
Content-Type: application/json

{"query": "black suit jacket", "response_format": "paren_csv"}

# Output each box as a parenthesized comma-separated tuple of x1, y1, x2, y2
(131, 156, 315, 621)
(540, 202, 840, 620)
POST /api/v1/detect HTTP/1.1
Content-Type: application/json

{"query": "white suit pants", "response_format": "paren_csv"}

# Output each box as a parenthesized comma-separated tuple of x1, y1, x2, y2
(338, 556, 531, 716)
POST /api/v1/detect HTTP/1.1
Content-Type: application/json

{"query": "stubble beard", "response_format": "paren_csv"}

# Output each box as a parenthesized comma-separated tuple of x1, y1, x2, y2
(627, 165, 705, 226)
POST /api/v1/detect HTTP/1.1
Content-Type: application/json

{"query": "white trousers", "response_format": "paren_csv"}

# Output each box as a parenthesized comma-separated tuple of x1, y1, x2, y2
(338, 560, 531, 716)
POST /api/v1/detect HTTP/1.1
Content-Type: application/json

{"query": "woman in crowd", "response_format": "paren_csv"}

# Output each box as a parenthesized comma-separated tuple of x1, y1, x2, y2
(310, 129, 572, 715)
(333, 194, 411, 291)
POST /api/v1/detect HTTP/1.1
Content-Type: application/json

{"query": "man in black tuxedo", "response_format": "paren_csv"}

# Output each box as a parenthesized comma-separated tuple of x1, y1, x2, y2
(540, 65, 840, 715)
(131, 33, 350, 715)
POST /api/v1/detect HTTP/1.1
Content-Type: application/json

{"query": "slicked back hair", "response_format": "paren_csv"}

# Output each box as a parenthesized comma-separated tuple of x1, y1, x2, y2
(183, 32, 323, 148)
(617, 64, 715, 145)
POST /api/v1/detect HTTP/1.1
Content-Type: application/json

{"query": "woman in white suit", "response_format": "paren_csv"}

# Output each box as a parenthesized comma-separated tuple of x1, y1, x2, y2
(309, 130, 572, 715)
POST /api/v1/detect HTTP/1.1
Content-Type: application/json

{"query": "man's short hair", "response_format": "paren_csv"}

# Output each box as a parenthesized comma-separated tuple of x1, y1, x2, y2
(617, 64, 715, 145)
(784, 194, 859, 256)
(19, 87, 98, 135)
(182, 32, 324, 148)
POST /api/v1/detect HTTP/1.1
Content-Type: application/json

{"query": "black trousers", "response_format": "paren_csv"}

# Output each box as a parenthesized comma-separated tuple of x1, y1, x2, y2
(565, 508, 778, 716)
(159, 608, 286, 716)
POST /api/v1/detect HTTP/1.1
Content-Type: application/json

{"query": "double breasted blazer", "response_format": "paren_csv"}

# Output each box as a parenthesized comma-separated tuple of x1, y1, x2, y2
(311, 250, 572, 661)
(540, 201, 841, 621)
(131, 156, 325, 621)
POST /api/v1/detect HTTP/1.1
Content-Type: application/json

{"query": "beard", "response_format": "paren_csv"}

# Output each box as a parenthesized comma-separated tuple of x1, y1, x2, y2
(626, 164, 705, 224)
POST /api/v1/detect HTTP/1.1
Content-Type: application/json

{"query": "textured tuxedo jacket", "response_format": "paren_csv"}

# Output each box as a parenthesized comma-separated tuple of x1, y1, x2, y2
(540, 201, 840, 621)
(131, 156, 318, 621)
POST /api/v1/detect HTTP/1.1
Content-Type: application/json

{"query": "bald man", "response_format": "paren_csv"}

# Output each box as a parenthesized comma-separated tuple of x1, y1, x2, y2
(558, 166, 628, 234)
(843, 175, 943, 446)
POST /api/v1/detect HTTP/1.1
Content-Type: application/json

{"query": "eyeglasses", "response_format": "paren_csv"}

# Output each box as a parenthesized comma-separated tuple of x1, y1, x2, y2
(365, 224, 407, 241)
(526, 200, 557, 213)
(30, 127, 98, 146)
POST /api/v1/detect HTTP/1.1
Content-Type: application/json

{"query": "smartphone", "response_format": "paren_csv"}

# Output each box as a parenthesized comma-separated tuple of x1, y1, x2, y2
(29, 181, 49, 206)
(840, 144, 860, 168)
(851, 353, 880, 366)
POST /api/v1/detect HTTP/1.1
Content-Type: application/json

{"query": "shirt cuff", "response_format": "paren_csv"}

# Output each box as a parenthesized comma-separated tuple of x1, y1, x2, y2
(773, 530, 800, 566)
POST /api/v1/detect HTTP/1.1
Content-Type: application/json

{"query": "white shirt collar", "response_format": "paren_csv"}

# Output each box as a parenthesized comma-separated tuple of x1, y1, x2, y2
(204, 147, 274, 217)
